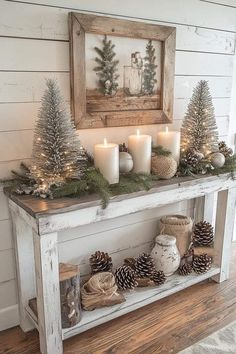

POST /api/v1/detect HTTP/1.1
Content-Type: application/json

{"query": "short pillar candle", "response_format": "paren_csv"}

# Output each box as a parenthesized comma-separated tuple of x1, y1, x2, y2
(128, 130, 152, 174)
(156, 126, 180, 163)
(94, 139, 119, 184)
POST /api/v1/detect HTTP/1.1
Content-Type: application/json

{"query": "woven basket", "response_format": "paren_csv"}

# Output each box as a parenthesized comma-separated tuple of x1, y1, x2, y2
(151, 155, 177, 179)
(159, 215, 193, 256)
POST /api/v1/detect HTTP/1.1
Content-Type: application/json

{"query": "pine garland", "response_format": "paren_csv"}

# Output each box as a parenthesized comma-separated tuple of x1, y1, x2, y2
(152, 145, 171, 156)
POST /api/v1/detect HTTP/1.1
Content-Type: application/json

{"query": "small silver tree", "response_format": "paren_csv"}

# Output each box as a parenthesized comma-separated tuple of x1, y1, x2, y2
(181, 80, 219, 156)
(31, 79, 87, 186)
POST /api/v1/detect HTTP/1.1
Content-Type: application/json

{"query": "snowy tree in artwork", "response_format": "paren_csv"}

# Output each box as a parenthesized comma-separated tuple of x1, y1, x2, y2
(142, 40, 157, 95)
(94, 35, 119, 96)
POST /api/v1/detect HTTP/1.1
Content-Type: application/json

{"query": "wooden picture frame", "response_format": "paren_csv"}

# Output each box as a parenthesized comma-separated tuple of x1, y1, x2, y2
(69, 12, 176, 129)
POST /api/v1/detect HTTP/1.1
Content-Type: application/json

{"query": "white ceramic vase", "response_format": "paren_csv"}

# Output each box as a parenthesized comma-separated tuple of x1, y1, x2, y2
(151, 234, 181, 276)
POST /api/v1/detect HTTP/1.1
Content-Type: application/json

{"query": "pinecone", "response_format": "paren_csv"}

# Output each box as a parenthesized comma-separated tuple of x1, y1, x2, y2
(151, 270, 166, 285)
(135, 253, 155, 278)
(218, 141, 233, 158)
(178, 263, 192, 276)
(181, 150, 199, 167)
(193, 221, 214, 246)
(119, 143, 128, 152)
(89, 251, 113, 274)
(115, 265, 138, 290)
(193, 254, 212, 274)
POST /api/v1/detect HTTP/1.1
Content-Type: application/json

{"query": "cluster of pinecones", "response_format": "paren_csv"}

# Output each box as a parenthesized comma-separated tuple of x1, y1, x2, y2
(115, 253, 166, 290)
(178, 220, 214, 275)
(218, 141, 233, 158)
(181, 150, 200, 167)
(89, 251, 166, 291)
(178, 251, 212, 275)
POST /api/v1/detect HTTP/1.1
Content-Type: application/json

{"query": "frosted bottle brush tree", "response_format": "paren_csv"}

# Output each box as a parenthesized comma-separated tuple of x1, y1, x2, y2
(181, 80, 219, 156)
(31, 79, 87, 187)
(94, 35, 119, 96)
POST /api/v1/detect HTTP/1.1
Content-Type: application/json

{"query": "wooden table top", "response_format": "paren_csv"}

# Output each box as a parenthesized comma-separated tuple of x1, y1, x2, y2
(6, 174, 227, 218)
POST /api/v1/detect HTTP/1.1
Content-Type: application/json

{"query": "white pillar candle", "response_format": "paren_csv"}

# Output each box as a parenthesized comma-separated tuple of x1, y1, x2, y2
(156, 126, 180, 163)
(94, 139, 119, 184)
(128, 130, 152, 174)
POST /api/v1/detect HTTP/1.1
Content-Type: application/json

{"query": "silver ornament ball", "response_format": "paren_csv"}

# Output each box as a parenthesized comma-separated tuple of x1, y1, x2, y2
(119, 151, 133, 173)
(210, 152, 225, 168)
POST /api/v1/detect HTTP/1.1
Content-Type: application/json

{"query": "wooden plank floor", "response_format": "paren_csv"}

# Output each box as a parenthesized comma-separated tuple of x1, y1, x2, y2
(1, 244, 236, 354)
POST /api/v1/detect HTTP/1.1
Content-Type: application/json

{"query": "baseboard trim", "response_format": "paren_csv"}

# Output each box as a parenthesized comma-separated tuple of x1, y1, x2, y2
(0, 304, 19, 331)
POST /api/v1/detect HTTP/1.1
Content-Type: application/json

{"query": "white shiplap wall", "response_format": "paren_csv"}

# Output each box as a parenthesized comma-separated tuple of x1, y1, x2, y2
(1, 0, 236, 331)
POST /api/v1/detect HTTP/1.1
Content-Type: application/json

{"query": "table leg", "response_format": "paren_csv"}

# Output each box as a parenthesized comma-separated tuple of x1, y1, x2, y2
(194, 192, 216, 225)
(213, 187, 236, 283)
(33, 231, 63, 354)
(11, 209, 36, 332)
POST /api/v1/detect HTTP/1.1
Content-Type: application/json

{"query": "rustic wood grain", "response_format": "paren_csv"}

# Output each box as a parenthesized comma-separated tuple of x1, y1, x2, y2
(1, 244, 235, 354)
(69, 13, 86, 126)
(5, 175, 220, 218)
(69, 12, 176, 129)
(86, 89, 160, 112)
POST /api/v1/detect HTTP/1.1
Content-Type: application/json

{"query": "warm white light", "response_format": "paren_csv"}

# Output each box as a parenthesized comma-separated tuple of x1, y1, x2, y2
(165, 126, 169, 133)
(103, 138, 107, 146)
(136, 129, 140, 136)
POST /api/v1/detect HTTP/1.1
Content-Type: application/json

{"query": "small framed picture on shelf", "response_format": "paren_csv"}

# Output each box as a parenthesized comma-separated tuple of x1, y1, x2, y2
(69, 12, 176, 129)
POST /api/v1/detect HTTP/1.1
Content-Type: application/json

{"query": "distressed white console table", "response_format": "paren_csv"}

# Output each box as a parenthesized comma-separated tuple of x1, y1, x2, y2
(7, 174, 236, 354)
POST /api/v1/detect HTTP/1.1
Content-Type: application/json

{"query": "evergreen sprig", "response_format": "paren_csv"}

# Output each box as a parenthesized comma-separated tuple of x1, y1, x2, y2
(152, 145, 171, 156)
(110, 173, 153, 195)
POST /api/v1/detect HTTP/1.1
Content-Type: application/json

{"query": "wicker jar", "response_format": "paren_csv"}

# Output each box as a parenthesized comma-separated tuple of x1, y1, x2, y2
(159, 215, 193, 257)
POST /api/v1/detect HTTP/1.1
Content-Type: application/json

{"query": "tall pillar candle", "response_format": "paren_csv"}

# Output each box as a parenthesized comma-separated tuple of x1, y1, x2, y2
(128, 130, 152, 173)
(94, 139, 119, 184)
(156, 126, 180, 163)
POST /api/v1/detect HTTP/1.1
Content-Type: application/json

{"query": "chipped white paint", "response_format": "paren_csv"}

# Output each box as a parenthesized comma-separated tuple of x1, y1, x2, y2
(33, 231, 62, 354)
(34, 175, 236, 235)
(8, 174, 236, 353)
(62, 266, 220, 339)
(10, 210, 35, 332)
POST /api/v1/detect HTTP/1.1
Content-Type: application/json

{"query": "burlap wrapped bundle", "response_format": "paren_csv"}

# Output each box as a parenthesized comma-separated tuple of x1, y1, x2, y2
(151, 155, 177, 179)
(81, 272, 125, 311)
(159, 215, 193, 256)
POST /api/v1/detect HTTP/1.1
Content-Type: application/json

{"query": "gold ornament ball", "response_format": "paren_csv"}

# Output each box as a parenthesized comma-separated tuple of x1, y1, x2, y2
(151, 155, 177, 179)
(119, 151, 133, 173)
(210, 152, 225, 168)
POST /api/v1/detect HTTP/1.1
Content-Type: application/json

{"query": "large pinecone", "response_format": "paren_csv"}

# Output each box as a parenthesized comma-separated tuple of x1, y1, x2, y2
(89, 251, 113, 274)
(218, 141, 233, 158)
(193, 221, 214, 246)
(181, 150, 199, 167)
(135, 253, 155, 278)
(115, 265, 138, 290)
(151, 270, 166, 285)
(178, 263, 192, 276)
(193, 254, 212, 274)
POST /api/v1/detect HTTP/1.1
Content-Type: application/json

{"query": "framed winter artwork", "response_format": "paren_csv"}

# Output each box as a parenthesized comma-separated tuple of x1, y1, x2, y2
(69, 12, 176, 129)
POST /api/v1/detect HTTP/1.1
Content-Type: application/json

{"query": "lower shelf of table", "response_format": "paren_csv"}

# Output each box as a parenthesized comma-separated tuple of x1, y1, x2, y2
(26, 266, 220, 340)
